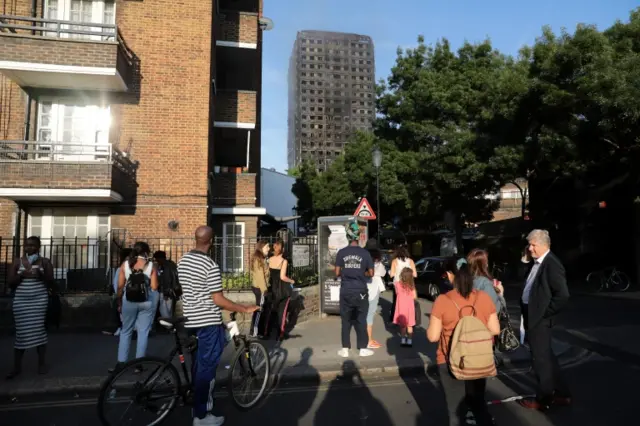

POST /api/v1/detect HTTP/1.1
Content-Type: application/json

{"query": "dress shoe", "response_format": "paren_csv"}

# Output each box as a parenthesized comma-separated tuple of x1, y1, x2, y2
(553, 395, 572, 406)
(519, 397, 550, 411)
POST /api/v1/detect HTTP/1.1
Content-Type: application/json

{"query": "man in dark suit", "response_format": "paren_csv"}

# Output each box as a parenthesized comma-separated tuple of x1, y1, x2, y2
(519, 229, 572, 411)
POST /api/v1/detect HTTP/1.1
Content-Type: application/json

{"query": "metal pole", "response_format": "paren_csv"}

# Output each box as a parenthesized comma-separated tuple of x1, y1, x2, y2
(376, 167, 381, 247)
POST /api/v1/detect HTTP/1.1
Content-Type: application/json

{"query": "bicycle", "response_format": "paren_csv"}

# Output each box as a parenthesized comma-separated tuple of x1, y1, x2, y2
(97, 313, 271, 426)
(586, 266, 630, 292)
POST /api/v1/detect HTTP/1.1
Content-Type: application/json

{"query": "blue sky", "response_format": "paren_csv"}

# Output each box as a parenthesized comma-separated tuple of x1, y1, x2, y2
(260, 0, 639, 173)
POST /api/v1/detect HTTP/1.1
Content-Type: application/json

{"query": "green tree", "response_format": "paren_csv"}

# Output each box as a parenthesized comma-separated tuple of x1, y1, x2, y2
(376, 37, 527, 248)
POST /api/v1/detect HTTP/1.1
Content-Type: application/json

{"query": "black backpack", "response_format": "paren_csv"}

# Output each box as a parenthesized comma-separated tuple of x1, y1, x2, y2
(125, 267, 150, 303)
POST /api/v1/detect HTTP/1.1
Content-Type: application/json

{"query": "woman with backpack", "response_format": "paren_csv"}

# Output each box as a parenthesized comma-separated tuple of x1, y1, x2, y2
(114, 241, 159, 371)
(427, 258, 501, 426)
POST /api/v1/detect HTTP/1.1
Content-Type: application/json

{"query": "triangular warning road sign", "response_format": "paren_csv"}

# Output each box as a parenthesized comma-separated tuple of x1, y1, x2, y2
(354, 197, 376, 220)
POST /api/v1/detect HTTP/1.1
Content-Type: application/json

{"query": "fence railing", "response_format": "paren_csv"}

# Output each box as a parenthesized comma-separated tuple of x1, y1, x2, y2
(0, 141, 114, 163)
(0, 236, 318, 295)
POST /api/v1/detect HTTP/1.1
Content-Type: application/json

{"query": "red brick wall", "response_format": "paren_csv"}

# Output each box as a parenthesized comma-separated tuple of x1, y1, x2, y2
(0, 0, 37, 239)
(219, 11, 258, 45)
(215, 90, 256, 123)
(110, 0, 213, 237)
(211, 173, 256, 207)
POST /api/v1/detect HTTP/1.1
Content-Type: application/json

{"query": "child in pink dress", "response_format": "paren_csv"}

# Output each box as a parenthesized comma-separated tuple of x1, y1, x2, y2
(393, 267, 417, 347)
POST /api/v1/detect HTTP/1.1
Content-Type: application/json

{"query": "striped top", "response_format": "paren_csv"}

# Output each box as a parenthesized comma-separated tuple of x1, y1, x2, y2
(177, 250, 223, 328)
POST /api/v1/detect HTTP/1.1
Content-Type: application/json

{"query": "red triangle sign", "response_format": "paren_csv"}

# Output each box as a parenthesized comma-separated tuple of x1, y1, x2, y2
(354, 197, 376, 220)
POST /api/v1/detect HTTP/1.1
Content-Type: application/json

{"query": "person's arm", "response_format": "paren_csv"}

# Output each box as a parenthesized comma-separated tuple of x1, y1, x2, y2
(150, 266, 159, 291)
(487, 312, 500, 336)
(427, 297, 444, 342)
(363, 251, 374, 277)
(544, 257, 570, 317)
(335, 250, 344, 278)
(390, 259, 396, 279)
(117, 264, 126, 300)
(280, 259, 295, 284)
(209, 263, 258, 313)
(410, 259, 418, 278)
(7, 258, 21, 288)
(41, 258, 54, 290)
(413, 289, 418, 300)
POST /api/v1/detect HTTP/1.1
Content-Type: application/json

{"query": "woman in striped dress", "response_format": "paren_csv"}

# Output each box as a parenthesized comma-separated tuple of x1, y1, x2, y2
(6, 236, 53, 379)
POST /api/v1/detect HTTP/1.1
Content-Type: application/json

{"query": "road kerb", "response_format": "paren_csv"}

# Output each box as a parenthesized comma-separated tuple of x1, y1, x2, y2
(0, 344, 585, 399)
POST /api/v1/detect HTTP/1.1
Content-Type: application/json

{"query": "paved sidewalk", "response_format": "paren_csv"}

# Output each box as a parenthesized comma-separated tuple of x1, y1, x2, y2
(0, 292, 579, 397)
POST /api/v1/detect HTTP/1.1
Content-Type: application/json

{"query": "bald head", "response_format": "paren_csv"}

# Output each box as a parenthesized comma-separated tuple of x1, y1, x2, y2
(195, 226, 213, 246)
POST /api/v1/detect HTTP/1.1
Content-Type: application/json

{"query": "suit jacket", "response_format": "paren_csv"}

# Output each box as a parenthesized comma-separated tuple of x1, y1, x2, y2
(526, 252, 570, 328)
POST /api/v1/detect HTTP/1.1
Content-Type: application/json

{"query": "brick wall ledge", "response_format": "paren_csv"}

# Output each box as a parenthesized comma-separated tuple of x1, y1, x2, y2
(219, 10, 259, 16)
(216, 88, 258, 94)
(0, 33, 119, 46)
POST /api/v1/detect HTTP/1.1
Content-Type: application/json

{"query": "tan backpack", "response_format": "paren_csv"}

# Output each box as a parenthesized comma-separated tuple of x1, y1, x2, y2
(446, 292, 497, 380)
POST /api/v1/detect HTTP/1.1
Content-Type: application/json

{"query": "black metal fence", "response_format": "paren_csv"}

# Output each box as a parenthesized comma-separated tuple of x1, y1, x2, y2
(0, 235, 318, 296)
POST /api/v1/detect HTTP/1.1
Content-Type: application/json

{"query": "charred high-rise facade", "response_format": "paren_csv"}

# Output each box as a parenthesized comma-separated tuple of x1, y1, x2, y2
(288, 30, 375, 171)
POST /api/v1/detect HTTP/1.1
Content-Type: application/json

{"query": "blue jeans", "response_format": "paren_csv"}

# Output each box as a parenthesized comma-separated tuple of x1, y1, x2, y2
(118, 290, 159, 363)
(190, 325, 227, 419)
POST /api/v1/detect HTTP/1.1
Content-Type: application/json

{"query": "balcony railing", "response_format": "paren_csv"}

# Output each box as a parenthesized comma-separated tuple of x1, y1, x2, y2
(0, 14, 117, 41)
(0, 15, 136, 90)
(0, 141, 137, 193)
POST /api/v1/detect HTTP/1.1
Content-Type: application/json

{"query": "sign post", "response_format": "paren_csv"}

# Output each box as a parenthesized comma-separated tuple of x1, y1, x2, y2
(353, 197, 376, 221)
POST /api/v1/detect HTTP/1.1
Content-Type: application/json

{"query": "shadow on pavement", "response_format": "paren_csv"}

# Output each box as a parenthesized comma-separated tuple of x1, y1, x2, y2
(379, 297, 445, 425)
(314, 360, 393, 426)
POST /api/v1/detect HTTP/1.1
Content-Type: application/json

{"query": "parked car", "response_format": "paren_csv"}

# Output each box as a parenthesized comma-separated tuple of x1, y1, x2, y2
(414, 257, 454, 300)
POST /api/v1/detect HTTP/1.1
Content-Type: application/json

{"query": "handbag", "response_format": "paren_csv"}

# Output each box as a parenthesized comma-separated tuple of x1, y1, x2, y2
(496, 296, 519, 352)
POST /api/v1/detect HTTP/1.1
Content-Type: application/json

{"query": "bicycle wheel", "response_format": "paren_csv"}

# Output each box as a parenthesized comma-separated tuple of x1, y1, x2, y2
(229, 340, 271, 410)
(610, 271, 631, 292)
(97, 357, 181, 426)
(586, 271, 605, 292)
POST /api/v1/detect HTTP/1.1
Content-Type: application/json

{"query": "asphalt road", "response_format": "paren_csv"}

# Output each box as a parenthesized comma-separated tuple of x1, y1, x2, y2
(1, 350, 635, 426)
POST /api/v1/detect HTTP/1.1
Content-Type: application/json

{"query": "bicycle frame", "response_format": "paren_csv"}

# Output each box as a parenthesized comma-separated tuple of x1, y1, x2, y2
(140, 326, 195, 398)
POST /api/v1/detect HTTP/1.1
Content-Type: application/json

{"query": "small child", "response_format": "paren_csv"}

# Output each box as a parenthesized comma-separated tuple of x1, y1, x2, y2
(393, 267, 417, 347)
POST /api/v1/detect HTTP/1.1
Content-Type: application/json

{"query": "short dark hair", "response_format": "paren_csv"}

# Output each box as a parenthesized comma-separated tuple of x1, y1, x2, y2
(368, 249, 382, 262)
(154, 250, 167, 260)
(26, 236, 41, 247)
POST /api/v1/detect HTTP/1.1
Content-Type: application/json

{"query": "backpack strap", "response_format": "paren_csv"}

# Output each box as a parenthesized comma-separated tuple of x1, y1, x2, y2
(123, 261, 132, 279)
(446, 291, 478, 318)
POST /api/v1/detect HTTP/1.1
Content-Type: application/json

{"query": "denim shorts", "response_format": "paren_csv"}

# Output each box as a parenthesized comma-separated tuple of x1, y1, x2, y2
(366, 293, 379, 325)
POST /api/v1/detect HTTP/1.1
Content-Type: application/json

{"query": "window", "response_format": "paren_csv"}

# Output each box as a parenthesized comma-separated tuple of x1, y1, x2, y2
(223, 222, 245, 272)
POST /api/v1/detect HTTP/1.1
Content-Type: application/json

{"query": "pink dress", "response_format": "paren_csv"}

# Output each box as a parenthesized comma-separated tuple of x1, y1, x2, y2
(393, 282, 416, 327)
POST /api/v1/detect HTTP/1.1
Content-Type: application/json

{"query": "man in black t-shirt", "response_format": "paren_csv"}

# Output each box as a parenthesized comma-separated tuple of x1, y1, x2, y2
(335, 222, 374, 357)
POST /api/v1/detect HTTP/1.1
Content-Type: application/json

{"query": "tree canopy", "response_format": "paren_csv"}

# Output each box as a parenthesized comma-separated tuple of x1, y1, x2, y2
(293, 8, 640, 239)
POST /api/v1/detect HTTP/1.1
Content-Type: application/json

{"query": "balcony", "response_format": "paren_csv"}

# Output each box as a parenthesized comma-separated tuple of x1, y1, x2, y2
(214, 89, 257, 128)
(217, 10, 258, 48)
(219, 0, 260, 13)
(0, 142, 137, 202)
(0, 15, 136, 92)
(210, 171, 265, 216)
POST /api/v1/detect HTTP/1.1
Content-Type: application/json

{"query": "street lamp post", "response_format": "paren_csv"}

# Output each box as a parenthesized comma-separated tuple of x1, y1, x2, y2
(372, 146, 382, 247)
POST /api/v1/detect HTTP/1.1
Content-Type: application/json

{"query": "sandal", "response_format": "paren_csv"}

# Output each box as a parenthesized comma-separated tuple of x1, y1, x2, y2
(367, 340, 382, 349)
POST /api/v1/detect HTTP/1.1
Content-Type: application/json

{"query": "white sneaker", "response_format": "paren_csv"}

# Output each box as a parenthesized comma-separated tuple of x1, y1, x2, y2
(359, 349, 374, 357)
(193, 414, 225, 426)
(401, 337, 407, 346)
(407, 338, 413, 346)
(337, 348, 350, 358)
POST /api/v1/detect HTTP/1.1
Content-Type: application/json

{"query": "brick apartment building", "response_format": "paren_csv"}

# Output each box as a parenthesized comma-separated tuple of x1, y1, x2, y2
(0, 0, 270, 286)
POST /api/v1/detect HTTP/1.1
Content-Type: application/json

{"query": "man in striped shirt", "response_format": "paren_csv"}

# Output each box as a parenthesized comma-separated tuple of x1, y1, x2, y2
(178, 226, 258, 426)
